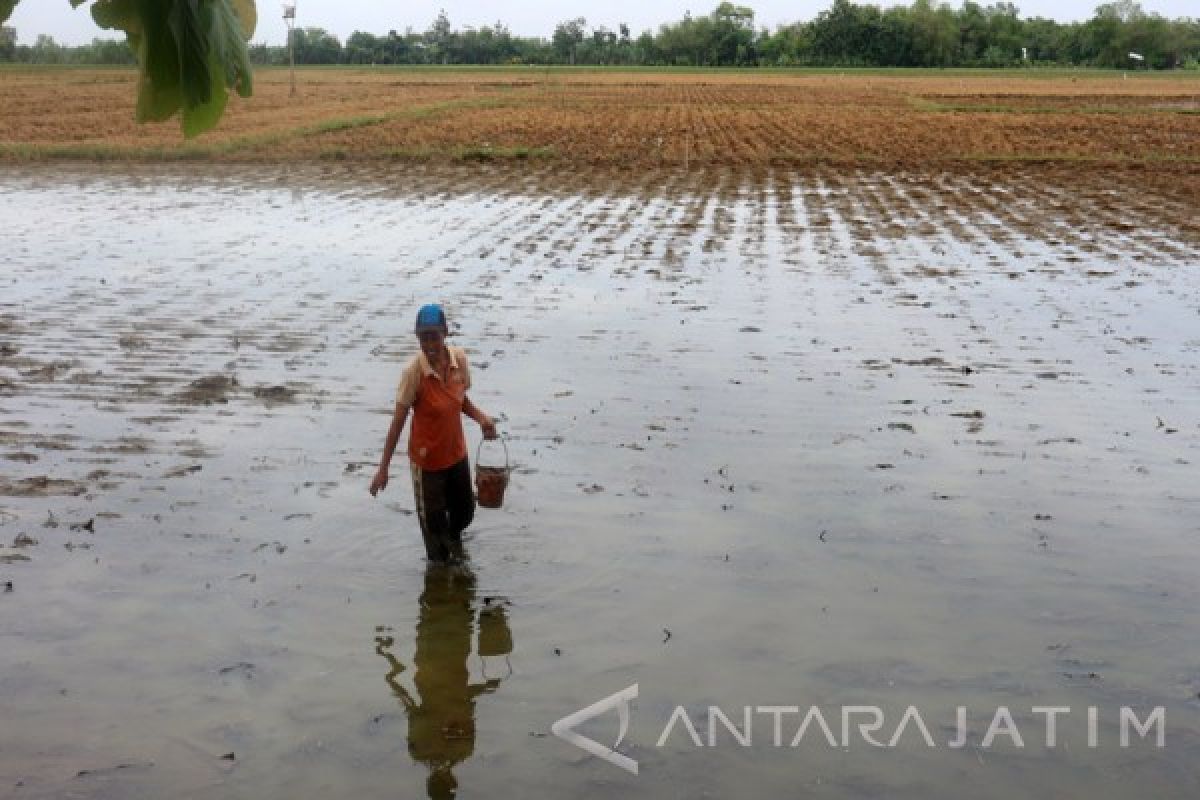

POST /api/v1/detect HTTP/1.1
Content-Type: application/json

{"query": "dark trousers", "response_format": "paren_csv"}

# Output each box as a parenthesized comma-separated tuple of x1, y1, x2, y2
(411, 457, 475, 563)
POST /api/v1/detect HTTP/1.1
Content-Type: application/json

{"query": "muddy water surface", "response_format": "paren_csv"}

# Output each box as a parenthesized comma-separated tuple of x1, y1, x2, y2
(1, 164, 1199, 799)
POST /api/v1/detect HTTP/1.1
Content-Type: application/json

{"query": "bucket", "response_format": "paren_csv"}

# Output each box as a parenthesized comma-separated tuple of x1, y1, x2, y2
(475, 437, 510, 509)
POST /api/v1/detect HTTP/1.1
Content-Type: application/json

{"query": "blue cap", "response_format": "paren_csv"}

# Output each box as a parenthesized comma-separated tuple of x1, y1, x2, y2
(415, 303, 448, 333)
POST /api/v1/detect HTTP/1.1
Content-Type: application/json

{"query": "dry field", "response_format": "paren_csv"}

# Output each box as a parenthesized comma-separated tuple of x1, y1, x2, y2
(1, 66, 1198, 174)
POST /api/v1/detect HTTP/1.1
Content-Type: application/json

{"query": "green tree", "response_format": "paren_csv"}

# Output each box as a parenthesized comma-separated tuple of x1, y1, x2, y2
(810, 0, 877, 65)
(384, 29, 418, 64)
(1024, 16, 1066, 62)
(30, 33, 64, 64)
(552, 16, 585, 64)
(292, 26, 341, 64)
(1085, 1, 1138, 65)
(1122, 9, 1174, 67)
(344, 31, 379, 64)
(957, 1, 987, 63)
(711, 2, 756, 64)
(0, 24, 15, 61)
(70, 36, 136, 64)
(427, 9, 451, 63)
(908, 0, 958, 66)
(877, 7, 914, 65)
(634, 30, 657, 64)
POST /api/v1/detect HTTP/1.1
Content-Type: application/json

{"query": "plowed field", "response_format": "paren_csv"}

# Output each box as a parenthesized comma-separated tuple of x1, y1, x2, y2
(1, 67, 1198, 173)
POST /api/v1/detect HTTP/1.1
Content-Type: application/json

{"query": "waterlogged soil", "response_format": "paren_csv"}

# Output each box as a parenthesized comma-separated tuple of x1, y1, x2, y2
(1, 163, 1198, 799)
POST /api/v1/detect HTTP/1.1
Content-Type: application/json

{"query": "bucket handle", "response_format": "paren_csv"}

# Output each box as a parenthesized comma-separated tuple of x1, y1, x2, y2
(476, 435, 509, 471)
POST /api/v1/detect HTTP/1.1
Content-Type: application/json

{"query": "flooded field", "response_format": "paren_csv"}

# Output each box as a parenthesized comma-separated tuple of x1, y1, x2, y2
(1, 162, 1199, 799)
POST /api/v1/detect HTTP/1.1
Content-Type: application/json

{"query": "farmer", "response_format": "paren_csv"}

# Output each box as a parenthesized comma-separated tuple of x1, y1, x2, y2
(370, 304, 497, 564)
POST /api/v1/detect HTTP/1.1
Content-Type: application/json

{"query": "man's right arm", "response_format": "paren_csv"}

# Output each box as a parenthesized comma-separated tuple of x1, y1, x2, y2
(369, 402, 410, 496)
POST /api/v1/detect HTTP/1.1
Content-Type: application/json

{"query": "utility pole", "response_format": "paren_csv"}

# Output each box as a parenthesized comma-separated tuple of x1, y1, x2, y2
(283, 2, 297, 97)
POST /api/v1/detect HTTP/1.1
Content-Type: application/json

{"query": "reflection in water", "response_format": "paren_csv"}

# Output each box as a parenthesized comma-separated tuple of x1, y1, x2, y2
(375, 563, 513, 799)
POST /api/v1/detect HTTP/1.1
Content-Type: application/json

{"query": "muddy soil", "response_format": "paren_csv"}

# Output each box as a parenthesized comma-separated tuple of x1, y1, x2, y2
(1, 163, 1198, 799)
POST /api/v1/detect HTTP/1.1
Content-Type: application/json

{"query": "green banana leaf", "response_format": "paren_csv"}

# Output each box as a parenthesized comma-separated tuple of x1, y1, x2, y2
(2, 0, 256, 138)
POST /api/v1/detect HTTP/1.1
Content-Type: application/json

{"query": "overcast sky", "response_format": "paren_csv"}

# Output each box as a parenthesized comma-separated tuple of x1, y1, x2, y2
(5, 1, 1195, 46)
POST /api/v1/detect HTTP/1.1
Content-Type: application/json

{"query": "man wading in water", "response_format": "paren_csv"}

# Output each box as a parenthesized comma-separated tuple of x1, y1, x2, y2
(369, 304, 497, 563)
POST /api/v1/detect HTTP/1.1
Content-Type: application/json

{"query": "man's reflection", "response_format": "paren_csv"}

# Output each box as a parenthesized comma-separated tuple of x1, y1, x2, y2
(375, 563, 513, 799)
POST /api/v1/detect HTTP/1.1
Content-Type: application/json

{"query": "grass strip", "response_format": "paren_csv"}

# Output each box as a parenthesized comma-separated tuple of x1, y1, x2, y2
(910, 98, 1200, 115)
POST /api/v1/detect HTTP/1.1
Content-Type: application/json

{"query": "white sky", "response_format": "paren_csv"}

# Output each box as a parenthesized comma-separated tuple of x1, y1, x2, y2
(5, 0, 1195, 47)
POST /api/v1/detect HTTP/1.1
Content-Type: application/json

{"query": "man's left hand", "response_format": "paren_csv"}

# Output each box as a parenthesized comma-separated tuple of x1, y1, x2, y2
(481, 416, 498, 440)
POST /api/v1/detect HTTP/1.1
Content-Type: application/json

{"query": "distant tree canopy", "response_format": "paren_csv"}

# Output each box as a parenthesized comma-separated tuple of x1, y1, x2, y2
(2, 31, 133, 65)
(0, 24, 16, 61)
(242, 1, 1196, 70)
(4, 2, 1197, 73)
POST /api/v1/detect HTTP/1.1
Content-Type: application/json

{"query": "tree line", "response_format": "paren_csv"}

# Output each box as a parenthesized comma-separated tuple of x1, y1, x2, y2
(3, 0, 1198, 70)
(0, 30, 135, 65)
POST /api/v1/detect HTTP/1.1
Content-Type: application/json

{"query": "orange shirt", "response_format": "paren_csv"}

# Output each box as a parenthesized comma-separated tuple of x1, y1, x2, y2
(396, 346, 472, 471)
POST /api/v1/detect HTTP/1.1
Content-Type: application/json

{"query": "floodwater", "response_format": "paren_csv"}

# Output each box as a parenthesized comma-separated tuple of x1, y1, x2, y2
(1, 163, 1198, 799)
